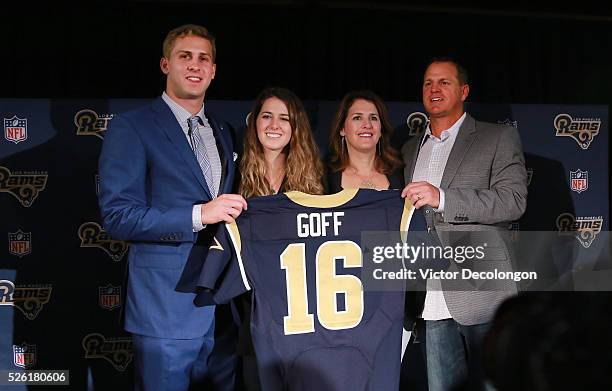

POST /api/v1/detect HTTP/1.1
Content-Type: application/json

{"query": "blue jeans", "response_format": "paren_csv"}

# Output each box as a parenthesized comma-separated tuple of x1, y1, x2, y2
(421, 319, 493, 391)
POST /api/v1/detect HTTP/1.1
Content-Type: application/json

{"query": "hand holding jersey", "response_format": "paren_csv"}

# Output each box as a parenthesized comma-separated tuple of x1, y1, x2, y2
(190, 189, 445, 390)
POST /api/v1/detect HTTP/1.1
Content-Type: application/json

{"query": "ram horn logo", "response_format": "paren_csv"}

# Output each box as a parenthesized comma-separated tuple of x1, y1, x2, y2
(406, 112, 428, 136)
(556, 213, 603, 248)
(78, 222, 128, 261)
(82, 333, 133, 372)
(13, 343, 36, 369)
(0, 166, 48, 207)
(4, 116, 28, 144)
(569, 169, 588, 194)
(0, 280, 53, 320)
(74, 109, 114, 140)
(554, 114, 600, 150)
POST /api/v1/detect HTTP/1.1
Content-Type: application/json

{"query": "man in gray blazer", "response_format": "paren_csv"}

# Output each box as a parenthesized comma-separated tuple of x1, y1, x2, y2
(401, 57, 528, 391)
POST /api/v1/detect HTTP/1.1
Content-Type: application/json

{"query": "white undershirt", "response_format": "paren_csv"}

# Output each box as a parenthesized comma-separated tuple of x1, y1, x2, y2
(412, 113, 466, 320)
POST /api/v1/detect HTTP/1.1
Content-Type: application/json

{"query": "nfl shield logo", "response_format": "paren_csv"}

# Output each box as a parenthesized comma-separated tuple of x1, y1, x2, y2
(99, 284, 121, 310)
(4, 116, 28, 144)
(570, 169, 588, 194)
(8, 230, 31, 257)
(13, 343, 36, 369)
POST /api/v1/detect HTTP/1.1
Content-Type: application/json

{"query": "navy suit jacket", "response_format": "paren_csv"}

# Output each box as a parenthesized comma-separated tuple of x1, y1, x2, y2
(98, 96, 236, 339)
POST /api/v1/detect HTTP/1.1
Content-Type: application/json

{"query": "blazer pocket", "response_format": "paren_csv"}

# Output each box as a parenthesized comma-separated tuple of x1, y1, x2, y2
(131, 244, 184, 269)
(132, 253, 182, 269)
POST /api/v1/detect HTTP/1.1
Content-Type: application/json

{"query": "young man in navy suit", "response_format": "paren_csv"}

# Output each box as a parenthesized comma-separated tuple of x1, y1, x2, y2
(98, 24, 247, 391)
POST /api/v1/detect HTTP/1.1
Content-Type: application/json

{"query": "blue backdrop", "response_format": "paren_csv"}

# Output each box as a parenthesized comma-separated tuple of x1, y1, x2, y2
(0, 99, 608, 389)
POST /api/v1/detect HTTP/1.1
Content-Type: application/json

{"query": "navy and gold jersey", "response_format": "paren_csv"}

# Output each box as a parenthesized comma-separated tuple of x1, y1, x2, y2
(197, 189, 430, 391)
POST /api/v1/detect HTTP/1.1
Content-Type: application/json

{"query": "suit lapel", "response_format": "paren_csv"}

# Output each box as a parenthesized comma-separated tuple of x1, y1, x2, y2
(441, 114, 477, 188)
(151, 98, 212, 199)
(206, 112, 234, 194)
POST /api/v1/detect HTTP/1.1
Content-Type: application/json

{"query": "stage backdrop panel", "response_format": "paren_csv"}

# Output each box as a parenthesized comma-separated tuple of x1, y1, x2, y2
(0, 99, 608, 389)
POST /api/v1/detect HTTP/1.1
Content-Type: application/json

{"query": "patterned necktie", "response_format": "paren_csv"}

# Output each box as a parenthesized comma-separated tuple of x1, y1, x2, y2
(188, 116, 217, 197)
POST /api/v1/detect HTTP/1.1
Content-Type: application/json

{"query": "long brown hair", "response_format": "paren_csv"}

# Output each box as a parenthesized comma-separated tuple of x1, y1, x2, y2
(328, 90, 402, 174)
(240, 87, 324, 198)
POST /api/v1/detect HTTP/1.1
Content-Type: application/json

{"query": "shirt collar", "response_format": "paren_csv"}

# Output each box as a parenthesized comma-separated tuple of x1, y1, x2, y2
(424, 112, 467, 142)
(161, 92, 206, 127)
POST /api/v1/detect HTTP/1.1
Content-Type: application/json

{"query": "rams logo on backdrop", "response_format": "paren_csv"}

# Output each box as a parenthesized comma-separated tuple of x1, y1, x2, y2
(569, 169, 588, 193)
(74, 109, 114, 140)
(554, 114, 600, 150)
(498, 118, 518, 128)
(4, 116, 28, 144)
(0, 166, 48, 207)
(13, 343, 36, 369)
(0, 280, 13, 304)
(78, 222, 128, 261)
(98, 284, 121, 311)
(0, 280, 52, 320)
(406, 112, 428, 136)
(556, 213, 603, 248)
(82, 333, 133, 372)
(8, 229, 31, 257)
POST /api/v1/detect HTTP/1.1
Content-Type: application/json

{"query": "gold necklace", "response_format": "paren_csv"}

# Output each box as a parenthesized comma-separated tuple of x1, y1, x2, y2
(360, 177, 376, 189)
(348, 166, 377, 189)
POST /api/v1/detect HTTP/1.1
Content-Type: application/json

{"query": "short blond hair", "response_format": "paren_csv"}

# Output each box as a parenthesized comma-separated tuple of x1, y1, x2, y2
(162, 24, 216, 61)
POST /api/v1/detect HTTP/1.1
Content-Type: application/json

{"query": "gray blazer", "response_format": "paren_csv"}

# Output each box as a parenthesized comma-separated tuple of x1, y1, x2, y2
(401, 113, 528, 325)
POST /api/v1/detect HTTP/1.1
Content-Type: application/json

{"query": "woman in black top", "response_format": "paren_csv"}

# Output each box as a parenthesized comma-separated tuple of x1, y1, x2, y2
(327, 90, 404, 193)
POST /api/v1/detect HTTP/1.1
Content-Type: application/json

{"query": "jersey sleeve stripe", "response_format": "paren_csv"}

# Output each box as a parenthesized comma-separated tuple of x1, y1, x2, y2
(225, 222, 252, 291)
(400, 198, 416, 234)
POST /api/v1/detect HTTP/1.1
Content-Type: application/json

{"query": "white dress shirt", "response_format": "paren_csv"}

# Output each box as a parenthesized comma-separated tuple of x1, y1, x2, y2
(412, 112, 466, 320)
(162, 92, 222, 231)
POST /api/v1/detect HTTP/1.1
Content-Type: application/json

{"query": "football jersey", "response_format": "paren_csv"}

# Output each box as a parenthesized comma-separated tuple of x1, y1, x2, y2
(197, 189, 433, 391)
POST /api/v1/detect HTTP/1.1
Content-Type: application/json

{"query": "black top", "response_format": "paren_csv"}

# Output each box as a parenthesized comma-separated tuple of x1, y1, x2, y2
(325, 167, 405, 194)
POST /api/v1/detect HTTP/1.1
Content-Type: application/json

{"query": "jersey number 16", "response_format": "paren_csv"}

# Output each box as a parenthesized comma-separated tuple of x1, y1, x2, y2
(280, 240, 364, 335)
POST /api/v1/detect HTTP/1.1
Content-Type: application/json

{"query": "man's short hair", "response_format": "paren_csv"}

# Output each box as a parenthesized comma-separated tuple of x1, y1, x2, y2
(162, 24, 216, 61)
(426, 56, 469, 85)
